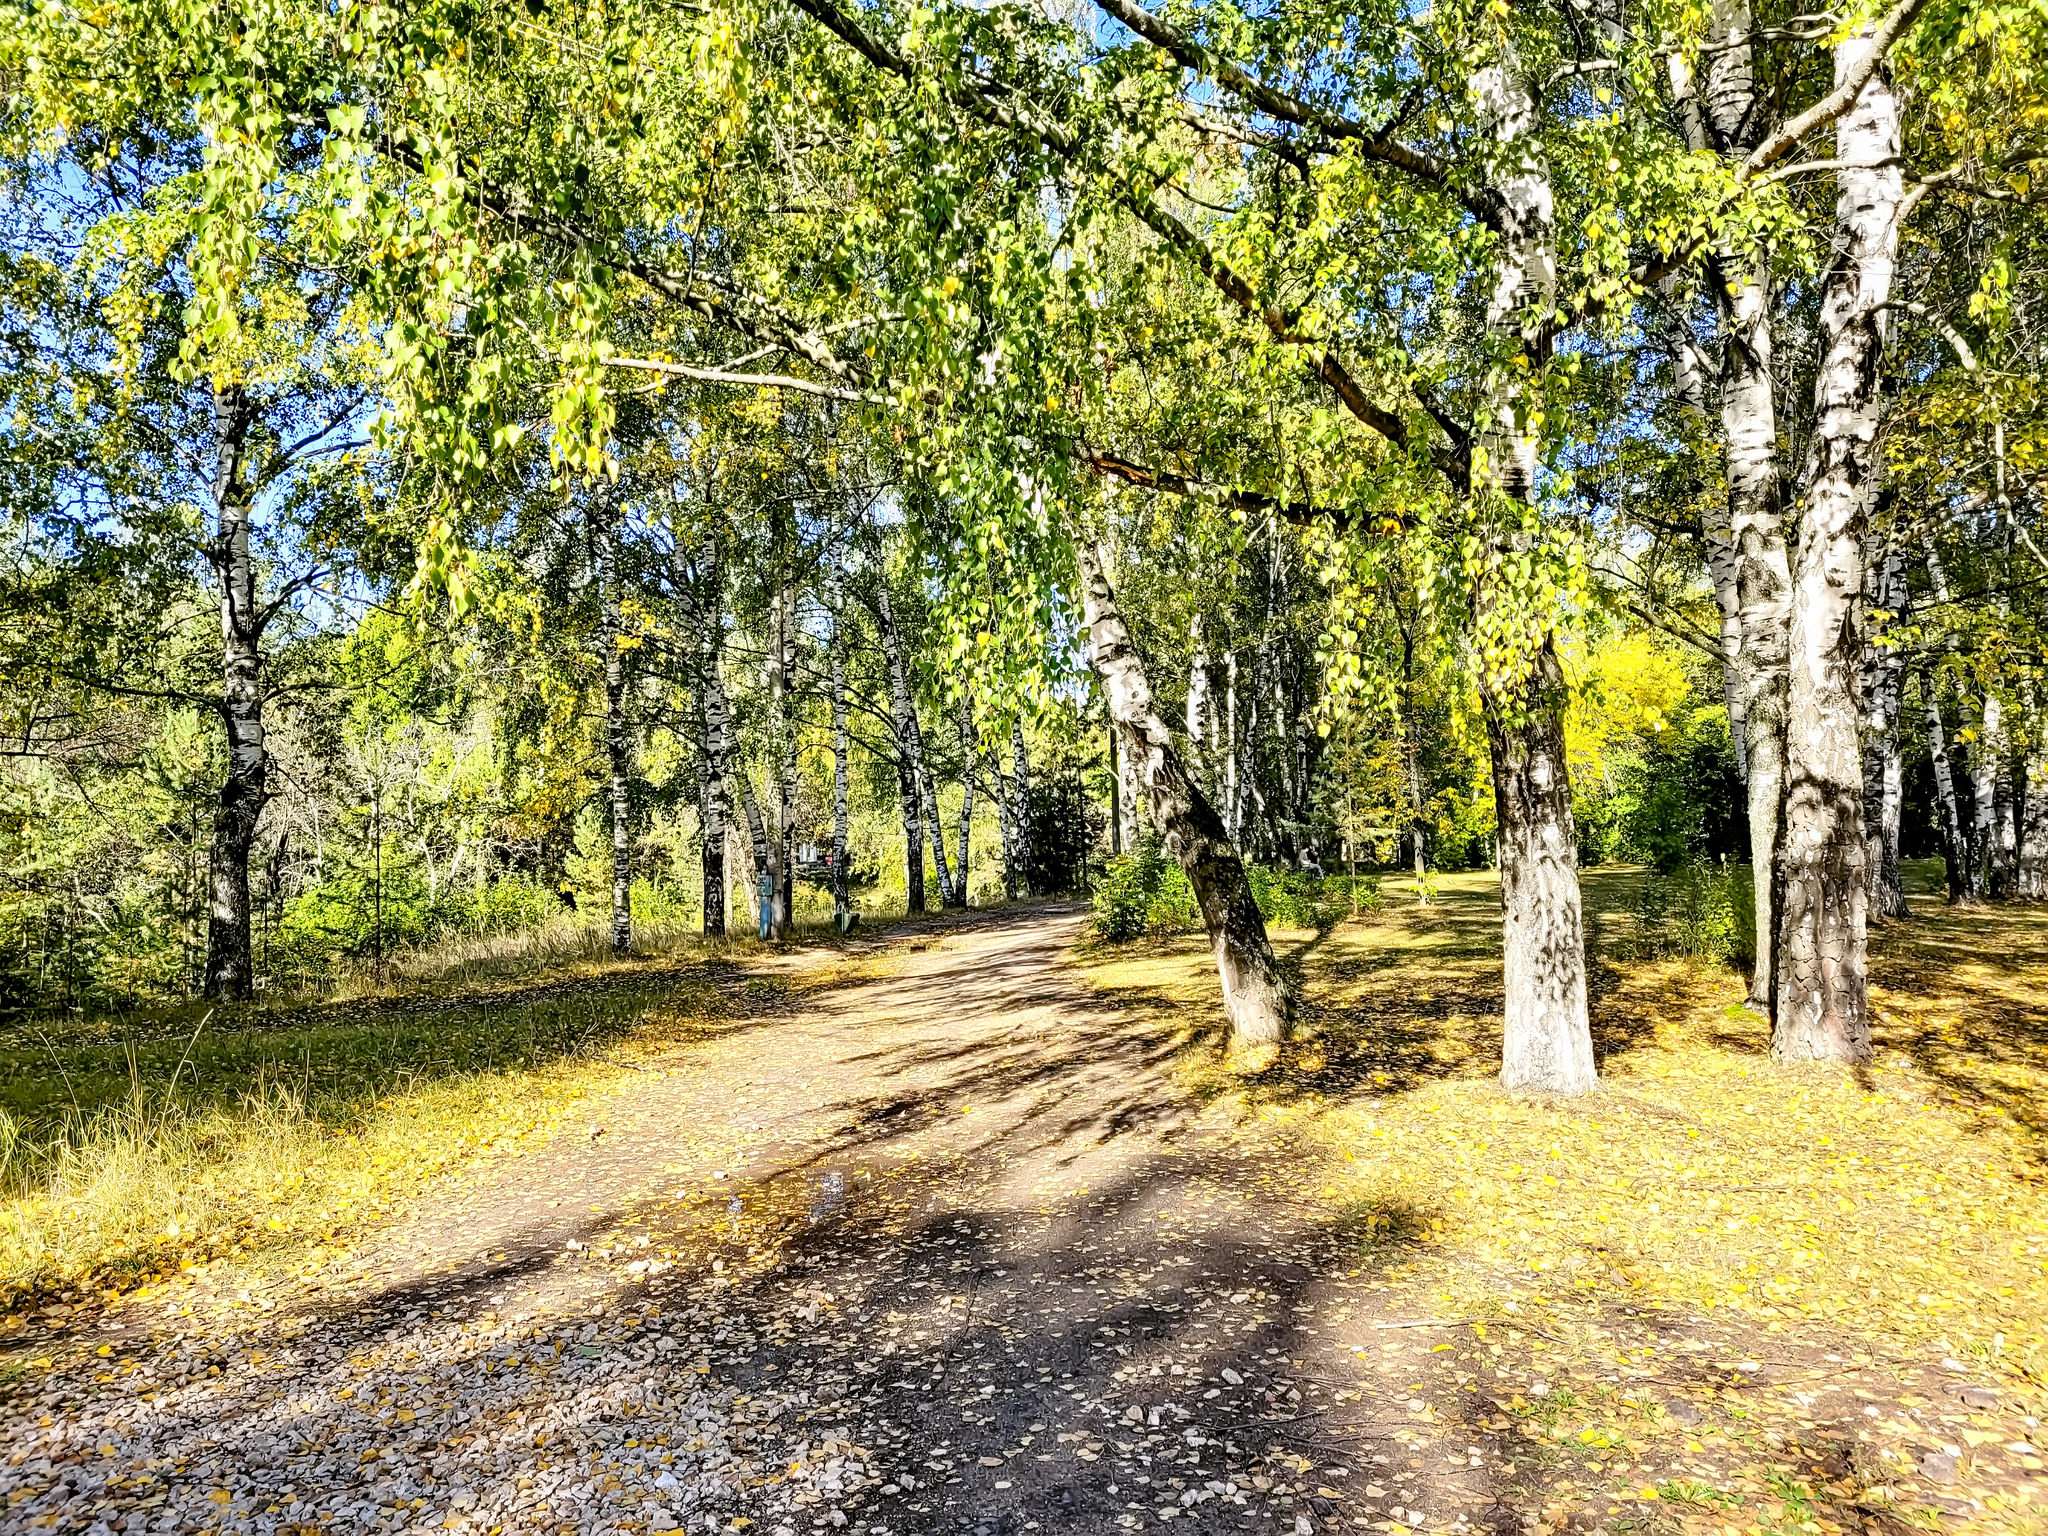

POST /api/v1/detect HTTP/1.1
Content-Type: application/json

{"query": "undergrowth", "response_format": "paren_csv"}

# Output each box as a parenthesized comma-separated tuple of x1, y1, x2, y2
(1093, 841, 1379, 940)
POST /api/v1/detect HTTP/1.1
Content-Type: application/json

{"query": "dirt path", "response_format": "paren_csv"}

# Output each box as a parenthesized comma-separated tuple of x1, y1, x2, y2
(0, 908, 1513, 1536)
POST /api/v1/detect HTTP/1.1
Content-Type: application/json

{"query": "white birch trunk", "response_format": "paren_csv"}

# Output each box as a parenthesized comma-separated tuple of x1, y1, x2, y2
(955, 694, 975, 898)
(1859, 538, 1908, 921)
(1921, 673, 1967, 901)
(2019, 747, 2048, 901)
(594, 497, 634, 957)
(828, 556, 853, 924)
(1185, 610, 1212, 787)
(1773, 28, 1902, 1063)
(686, 530, 733, 936)
(1474, 38, 1595, 1095)
(1010, 718, 1034, 897)
(875, 575, 930, 913)
(1081, 545, 1292, 1051)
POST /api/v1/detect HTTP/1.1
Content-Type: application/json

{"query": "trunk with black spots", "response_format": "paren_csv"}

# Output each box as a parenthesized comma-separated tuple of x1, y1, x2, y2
(1081, 545, 1292, 1050)
(1010, 719, 1035, 898)
(687, 531, 734, 937)
(828, 559, 853, 925)
(1921, 674, 1968, 903)
(955, 694, 975, 899)
(1773, 31, 1901, 1064)
(875, 576, 929, 914)
(593, 497, 634, 957)
(1486, 643, 1597, 1094)
(2019, 747, 2048, 901)
(1474, 39, 1595, 1094)
(204, 385, 265, 1003)
(1860, 537, 1907, 922)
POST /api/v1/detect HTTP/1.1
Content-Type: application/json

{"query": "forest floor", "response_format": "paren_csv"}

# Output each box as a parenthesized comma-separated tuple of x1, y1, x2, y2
(1, 876, 2045, 1536)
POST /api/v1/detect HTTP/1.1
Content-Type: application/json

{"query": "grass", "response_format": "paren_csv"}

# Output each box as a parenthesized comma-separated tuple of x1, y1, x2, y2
(0, 916, 853, 1312)
(0, 890, 1031, 1315)
(1073, 861, 2048, 1533)
(1074, 859, 2048, 1379)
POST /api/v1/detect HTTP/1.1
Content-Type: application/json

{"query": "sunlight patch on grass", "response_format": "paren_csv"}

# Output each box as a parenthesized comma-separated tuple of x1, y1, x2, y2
(1073, 870, 2048, 1387)
(0, 966, 735, 1309)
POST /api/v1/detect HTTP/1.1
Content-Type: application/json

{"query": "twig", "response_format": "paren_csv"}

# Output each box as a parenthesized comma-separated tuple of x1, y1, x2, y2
(169, 1008, 216, 1098)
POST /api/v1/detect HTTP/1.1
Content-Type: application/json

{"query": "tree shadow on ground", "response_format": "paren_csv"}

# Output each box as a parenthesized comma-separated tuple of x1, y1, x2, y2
(3, 900, 2011, 1536)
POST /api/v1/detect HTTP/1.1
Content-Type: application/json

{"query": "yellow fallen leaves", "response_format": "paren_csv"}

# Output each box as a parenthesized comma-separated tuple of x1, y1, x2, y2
(1079, 869, 2048, 1384)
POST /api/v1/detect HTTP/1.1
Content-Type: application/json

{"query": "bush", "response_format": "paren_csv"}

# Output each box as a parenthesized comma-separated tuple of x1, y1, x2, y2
(1623, 860, 1751, 966)
(1091, 842, 1197, 940)
(1095, 846, 1377, 942)
(1249, 865, 1379, 932)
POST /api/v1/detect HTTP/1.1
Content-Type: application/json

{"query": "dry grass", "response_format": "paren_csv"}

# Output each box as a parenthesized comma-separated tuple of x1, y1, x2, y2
(0, 888, 1026, 1316)
(1073, 865, 2048, 1384)
(0, 951, 756, 1311)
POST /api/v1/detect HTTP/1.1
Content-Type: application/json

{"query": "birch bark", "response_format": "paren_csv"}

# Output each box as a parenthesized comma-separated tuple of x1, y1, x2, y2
(1081, 545, 1292, 1050)
(874, 575, 930, 913)
(687, 530, 735, 936)
(204, 385, 266, 1002)
(1010, 718, 1034, 897)
(1859, 537, 1908, 921)
(955, 694, 975, 897)
(1473, 40, 1596, 1094)
(1675, 0, 1793, 1005)
(1660, 272, 1749, 783)
(1773, 28, 1903, 1063)
(593, 495, 634, 957)
(1921, 673, 1967, 901)
(764, 526, 796, 937)
(828, 557, 853, 925)
(2020, 749, 2048, 900)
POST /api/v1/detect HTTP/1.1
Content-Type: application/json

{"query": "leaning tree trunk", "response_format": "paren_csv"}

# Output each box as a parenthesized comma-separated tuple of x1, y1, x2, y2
(921, 760, 961, 910)
(1473, 39, 1597, 1094)
(593, 496, 634, 957)
(204, 385, 265, 1003)
(1081, 545, 1292, 1050)
(1773, 29, 1902, 1064)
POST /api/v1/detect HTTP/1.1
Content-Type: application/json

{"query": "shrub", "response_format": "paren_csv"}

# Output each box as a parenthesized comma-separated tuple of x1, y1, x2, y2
(1624, 860, 1750, 965)
(1092, 841, 1198, 940)
(1096, 848, 1376, 941)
